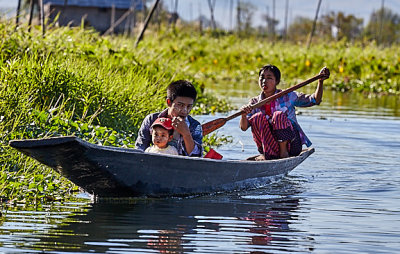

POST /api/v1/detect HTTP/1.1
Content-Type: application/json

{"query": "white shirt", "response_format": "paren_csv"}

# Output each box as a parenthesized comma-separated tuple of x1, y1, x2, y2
(145, 145, 179, 156)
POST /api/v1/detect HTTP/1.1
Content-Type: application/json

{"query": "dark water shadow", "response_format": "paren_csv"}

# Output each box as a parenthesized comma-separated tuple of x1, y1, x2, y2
(30, 176, 314, 253)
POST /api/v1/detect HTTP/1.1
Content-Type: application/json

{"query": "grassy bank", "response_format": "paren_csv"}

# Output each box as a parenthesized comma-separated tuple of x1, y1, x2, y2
(1, 20, 399, 204)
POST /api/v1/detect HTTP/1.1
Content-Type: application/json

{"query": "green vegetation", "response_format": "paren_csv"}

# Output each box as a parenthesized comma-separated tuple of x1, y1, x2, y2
(136, 30, 400, 95)
(0, 18, 399, 204)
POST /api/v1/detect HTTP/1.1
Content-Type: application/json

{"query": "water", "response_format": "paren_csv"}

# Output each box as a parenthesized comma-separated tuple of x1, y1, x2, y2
(1, 95, 400, 253)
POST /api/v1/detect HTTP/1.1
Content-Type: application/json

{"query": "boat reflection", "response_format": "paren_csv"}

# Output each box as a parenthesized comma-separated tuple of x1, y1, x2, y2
(143, 197, 302, 253)
(242, 198, 299, 247)
(33, 181, 310, 253)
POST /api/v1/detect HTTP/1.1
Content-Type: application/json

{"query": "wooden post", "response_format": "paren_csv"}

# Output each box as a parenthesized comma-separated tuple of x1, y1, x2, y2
(39, 0, 45, 37)
(111, 4, 115, 34)
(306, 0, 322, 49)
(266, 6, 269, 36)
(15, 0, 22, 28)
(284, 0, 289, 39)
(207, 0, 216, 31)
(172, 0, 178, 30)
(198, 2, 202, 33)
(236, 0, 240, 33)
(157, 2, 161, 32)
(229, 0, 233, 30)
(131, 10, 136, 36)
(134, 0, 160, 48)
(28, 0, 34, 32)
(104, 8, 133, 36)
(378, 0, 385, 44)
(124, 7, 131, 35)
(62, 0, 68, 24)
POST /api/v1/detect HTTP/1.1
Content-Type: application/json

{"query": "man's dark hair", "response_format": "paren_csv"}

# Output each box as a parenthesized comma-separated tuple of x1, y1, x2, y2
(259, 64, 281, 84)
(166, 80, 197, 102)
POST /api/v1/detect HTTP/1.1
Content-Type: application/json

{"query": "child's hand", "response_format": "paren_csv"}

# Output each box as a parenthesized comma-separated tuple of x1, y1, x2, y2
(319, 67, 330, 81)
(240, 104, 252, 115)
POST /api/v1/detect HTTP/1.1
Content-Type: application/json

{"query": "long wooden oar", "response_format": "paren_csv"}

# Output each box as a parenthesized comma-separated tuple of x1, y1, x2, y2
(202, 73, 326, 136)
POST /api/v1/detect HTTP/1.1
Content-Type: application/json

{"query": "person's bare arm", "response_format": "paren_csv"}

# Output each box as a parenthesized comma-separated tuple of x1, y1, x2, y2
(314, 67, 330, 104)
(239, 104, 252, 131)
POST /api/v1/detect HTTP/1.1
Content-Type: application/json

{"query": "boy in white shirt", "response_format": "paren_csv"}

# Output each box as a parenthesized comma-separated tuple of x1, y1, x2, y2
(145, 118, 179, 155)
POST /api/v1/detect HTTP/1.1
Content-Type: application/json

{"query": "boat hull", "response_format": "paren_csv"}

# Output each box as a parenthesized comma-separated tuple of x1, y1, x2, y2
(9, 137, 314, 197)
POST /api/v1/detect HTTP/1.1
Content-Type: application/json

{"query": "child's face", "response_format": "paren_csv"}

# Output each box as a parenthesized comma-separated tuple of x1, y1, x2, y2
(259, 70, 277, 95)
(151, 126, 172, 149)
(167, 96, 194, 119)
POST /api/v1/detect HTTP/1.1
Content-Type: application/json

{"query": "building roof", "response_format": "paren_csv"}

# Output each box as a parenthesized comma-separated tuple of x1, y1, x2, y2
(43, 0, 144, 10)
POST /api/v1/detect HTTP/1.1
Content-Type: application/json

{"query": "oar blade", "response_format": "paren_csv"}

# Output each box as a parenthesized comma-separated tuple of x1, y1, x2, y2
(202, 118, 226, 136)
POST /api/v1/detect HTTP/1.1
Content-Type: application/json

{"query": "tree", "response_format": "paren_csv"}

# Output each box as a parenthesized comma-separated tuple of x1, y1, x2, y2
(237, 1, 256, 35)
(365, 7, 400, 44)
(320, 11, 363, 41)
(261, 12, 279, 38)
(287, 16, 313, 42)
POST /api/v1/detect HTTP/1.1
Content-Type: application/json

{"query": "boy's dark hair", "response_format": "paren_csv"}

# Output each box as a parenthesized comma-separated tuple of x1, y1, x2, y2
(259, 64, 281, 84)
(167, 80, 197, 102)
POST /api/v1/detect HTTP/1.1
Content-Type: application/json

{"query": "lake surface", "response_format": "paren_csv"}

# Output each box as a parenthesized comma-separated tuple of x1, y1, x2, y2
(1, 92, 400, 253)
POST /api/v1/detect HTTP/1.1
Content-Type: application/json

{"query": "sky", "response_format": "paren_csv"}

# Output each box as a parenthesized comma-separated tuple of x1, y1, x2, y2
(161, 0, 400, 30)
(1, 0, 400, 30)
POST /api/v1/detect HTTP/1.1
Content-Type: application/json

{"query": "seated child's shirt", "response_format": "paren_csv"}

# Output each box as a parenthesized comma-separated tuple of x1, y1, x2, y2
(145, 145, 179, 156)
(135, 109, 203, 156)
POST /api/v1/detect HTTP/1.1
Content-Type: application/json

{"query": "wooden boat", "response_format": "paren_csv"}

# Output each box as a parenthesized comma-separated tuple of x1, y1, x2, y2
(9, 136, 314, 198)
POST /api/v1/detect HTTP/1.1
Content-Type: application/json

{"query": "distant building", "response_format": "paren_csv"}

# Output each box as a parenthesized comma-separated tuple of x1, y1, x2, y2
(43, 0, 145, 34)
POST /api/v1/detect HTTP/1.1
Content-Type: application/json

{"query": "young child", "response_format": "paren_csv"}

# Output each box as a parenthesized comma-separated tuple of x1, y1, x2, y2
(240, 64, 330, 160)
(135, 80, 203, 157)
(145, 118, 179, 155)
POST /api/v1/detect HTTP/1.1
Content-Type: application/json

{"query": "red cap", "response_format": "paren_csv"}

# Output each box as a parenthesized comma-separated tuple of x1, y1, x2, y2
(151, 117, 173, 130)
